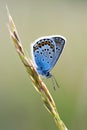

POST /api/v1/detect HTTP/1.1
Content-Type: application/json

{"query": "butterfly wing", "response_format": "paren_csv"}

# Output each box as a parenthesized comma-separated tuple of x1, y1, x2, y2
(33, 38, 55, 75)
(48, 36, 66, 71)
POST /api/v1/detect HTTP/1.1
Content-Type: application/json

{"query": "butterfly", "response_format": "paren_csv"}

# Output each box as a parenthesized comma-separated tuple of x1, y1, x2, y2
(32, 35, 66, 88)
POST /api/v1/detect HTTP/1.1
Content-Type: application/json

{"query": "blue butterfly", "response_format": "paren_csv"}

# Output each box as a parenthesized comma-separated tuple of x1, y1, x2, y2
(32, 35, 66, 79)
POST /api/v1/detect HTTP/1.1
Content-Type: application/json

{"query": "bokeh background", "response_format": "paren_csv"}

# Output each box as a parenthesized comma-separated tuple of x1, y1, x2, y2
(0, 0, 87, 130)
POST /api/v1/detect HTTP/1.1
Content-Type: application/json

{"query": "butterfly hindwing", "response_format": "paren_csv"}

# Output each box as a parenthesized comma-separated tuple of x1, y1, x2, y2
(33, 38, 55, 71)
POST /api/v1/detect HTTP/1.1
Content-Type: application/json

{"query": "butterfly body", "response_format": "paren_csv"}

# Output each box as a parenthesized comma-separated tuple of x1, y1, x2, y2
(32, 35, 66, 78)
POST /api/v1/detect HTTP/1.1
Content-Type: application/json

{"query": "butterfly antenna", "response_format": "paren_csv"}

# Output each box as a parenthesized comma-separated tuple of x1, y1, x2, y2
(51, 75, 60, 90)
(51, 76, 56, 90)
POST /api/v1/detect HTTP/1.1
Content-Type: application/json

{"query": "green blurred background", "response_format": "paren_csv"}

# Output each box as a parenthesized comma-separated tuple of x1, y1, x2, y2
(0, 0, 87, 130)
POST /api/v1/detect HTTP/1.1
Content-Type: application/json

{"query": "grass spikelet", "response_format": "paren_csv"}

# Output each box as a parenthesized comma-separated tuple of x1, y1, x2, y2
(7, 7, 68, 130)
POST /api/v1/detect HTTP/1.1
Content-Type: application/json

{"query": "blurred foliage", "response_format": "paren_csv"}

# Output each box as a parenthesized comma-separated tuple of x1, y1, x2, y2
(0, 0, 87, 130)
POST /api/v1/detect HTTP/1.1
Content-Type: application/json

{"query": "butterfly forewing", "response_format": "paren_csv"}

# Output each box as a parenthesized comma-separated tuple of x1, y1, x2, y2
(48, 36, 66, 70)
